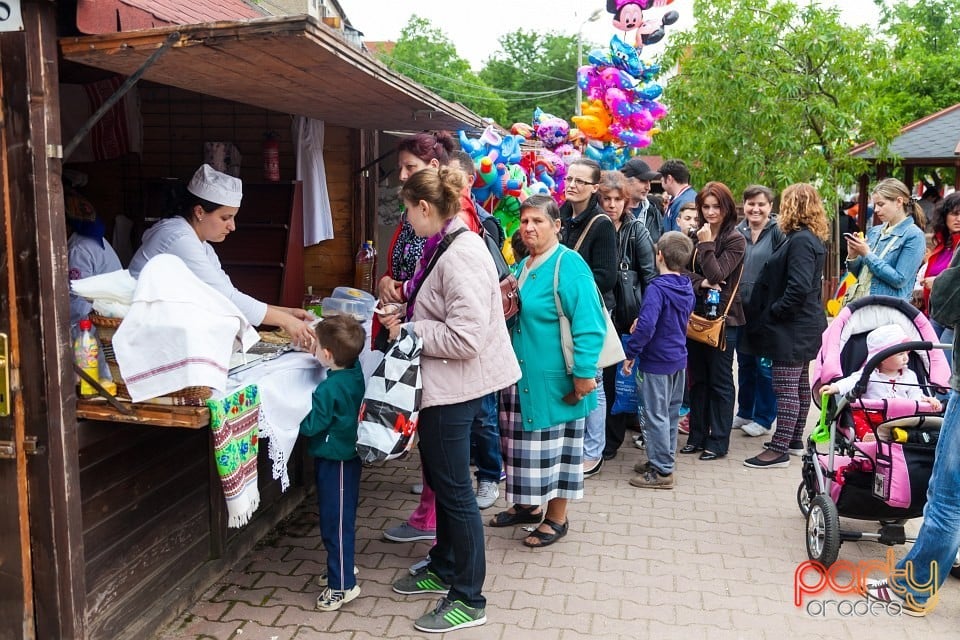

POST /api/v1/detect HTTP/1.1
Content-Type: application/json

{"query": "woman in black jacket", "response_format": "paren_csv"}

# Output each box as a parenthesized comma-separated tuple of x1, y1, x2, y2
(596, 170, 657, 460)
(680, 182, 746, 461)
(741, 183, 828, 468)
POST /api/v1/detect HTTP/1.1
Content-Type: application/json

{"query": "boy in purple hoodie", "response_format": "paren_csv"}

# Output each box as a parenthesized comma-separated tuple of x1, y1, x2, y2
(622, 231, 696, 489)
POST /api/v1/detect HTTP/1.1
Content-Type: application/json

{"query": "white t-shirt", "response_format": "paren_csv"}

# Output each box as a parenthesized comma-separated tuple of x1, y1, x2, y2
(129, 217, 267, 325)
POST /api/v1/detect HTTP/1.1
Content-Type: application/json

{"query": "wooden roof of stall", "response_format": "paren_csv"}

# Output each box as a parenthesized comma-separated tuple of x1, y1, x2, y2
(849, 102, 960, 164)
(59, 15, 486, 132)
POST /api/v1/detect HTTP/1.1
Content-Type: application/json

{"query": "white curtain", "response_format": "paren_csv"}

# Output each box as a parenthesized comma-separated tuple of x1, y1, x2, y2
(293, 116, 334, 245)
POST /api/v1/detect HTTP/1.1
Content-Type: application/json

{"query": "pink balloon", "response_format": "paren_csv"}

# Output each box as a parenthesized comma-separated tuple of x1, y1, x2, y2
(604, 88, 634, 120)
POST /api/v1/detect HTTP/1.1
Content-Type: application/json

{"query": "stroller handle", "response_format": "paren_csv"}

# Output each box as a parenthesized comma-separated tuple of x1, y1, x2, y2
(846, 340, 948, 401)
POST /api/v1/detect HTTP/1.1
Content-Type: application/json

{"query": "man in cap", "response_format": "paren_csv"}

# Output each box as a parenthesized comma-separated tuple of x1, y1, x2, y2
(621, 157, 663, 243)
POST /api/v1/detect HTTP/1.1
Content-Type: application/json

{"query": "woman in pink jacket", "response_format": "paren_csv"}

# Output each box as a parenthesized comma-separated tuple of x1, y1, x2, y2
(381, 167, 520, 633)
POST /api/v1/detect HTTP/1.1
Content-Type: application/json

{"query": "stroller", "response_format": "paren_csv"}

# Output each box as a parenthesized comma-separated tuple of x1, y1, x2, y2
(800, 295, 951, 566)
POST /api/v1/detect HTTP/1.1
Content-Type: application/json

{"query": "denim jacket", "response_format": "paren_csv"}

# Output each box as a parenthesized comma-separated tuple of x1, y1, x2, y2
(846, 218, 925, 301)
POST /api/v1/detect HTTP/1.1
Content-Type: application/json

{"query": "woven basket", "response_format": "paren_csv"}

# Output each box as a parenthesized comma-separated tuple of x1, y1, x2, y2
(88, 313, 212, 405)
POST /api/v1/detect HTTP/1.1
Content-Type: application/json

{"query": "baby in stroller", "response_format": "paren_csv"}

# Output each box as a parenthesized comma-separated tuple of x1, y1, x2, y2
(821, 324, 942, 413)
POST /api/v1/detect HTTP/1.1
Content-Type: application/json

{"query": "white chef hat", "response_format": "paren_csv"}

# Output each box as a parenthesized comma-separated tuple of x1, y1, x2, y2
(187, 164, 243, 207)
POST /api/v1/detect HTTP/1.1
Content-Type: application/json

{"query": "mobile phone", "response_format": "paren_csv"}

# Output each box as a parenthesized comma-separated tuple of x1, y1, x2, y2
(843, 232, 857, 240)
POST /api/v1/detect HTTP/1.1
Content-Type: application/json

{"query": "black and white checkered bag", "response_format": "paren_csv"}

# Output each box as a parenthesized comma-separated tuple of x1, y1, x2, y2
(356, 326, 423, 464)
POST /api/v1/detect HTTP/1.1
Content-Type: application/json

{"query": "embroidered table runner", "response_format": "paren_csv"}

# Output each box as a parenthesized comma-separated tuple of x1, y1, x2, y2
(207, 385, 261, 527)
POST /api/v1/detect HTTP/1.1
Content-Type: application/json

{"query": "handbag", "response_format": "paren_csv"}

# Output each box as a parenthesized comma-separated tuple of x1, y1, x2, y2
(482, 227, 521, 328)
(356, 326, 423, 464)
(553, 248, 625, 375)
(612, 222, 642, 332)
(685, 248, 742, 350)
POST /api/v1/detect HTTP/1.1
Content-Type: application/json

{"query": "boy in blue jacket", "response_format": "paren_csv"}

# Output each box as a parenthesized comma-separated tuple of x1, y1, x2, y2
(299, 314, 367, 611)
(622, 231, 696, 489)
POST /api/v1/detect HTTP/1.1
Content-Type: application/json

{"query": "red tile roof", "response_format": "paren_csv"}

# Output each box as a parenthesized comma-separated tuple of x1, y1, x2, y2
(77, 0, 265, 35)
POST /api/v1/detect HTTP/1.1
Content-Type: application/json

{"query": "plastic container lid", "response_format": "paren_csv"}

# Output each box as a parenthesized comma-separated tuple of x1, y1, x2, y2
(321, 297, 368, 322)
(331, 286, 376, 314)
(79, 319, 93, 331)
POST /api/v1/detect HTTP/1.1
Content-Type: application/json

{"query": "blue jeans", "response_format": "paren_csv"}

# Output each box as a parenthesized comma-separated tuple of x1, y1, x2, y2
(419, 397, 486, 608)
(735, 349, 777, 428)
(315, 457, 361, 591)
(890, 389, 960, 610)
(471, 392, 502, 483)
(640, 368, 685, 475)
(583, 370, 606, 460)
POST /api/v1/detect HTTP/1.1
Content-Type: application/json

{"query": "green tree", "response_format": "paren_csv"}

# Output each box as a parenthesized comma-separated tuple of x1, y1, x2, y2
(655, 0, 898, 201)
(873, 0, 960, 125)
(479, 30, 582, 126)
(379, 16, 508, 124)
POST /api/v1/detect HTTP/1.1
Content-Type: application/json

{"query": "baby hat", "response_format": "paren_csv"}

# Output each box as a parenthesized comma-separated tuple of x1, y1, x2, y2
(187, 164, 243, 207)
(866, 324, 909, 359)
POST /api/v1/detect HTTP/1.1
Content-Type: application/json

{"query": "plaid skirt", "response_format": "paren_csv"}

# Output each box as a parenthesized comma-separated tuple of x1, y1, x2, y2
(499, 383, 584, 505)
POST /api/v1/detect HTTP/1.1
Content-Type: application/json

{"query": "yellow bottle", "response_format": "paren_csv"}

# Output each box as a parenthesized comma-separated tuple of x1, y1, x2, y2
(74, 318, 100, 398)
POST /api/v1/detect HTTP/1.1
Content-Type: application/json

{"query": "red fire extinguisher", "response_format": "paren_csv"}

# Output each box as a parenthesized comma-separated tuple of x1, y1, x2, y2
(263, 132, 280, 182)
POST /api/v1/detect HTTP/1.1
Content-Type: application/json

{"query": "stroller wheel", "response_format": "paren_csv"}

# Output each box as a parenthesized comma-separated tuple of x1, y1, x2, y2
(806, 495, 841, 566)
(797, 481, 812, 517)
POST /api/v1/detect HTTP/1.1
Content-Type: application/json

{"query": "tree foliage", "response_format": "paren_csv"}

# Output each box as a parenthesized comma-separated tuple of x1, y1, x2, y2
(873, 0, 960, 125)
(379, 16, 508, 124)
(655, 0, 898, 201)
(479, 30, 582, 127)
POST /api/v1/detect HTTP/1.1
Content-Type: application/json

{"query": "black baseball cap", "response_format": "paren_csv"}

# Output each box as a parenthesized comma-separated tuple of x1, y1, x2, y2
(621, 158, 661, 181)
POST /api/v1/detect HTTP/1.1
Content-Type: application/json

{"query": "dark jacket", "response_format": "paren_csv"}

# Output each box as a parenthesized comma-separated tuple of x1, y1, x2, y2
(686, 226, 746, 327)
(560, 194, 618, 309)
(736, 217, 786, 306)
(742, 228, 827, 363)
(632, 198, 663, 244)
(624, 273, 695, 375)
(612, 215, 657, 333)
(299, 360, 365, 461)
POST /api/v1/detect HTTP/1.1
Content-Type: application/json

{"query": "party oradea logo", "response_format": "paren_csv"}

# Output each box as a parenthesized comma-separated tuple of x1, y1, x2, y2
(794, 549, 939, 617)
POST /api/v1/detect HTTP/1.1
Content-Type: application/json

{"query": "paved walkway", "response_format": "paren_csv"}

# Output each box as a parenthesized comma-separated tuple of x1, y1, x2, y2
(160, 415, 959, 639)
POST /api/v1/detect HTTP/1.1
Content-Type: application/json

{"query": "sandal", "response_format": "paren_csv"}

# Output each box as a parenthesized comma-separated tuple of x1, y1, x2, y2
(488, 504, 543, 528)
(522, 518, 569, 548)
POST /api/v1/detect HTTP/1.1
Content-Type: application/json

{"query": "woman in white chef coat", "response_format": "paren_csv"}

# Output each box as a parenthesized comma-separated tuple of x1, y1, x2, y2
(129, 164, 314, 346)
(66, 188, 123, 379)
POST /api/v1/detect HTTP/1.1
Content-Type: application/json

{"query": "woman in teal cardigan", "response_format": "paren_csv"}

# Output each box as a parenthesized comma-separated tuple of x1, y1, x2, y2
(489, 194, 607, 548)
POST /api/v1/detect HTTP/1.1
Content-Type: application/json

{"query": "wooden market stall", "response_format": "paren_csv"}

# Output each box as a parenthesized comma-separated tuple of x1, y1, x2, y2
(0, 4, 484, 638)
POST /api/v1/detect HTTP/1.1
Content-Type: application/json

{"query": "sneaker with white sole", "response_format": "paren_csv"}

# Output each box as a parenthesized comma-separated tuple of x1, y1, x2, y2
(741, 421, 771, 437)
(633, 434, 646, 449)
(732, 415, 752, 429)
(411, 483, 424, 495)
(316, 585, 361, 611)
(317, 566, 359, 587)
(383, 522, 436, 542)
(393, 567, 451, 595)
(865, 579, 931, 617)
(414, 598, 487, 633)
(475, 480, 499, 510)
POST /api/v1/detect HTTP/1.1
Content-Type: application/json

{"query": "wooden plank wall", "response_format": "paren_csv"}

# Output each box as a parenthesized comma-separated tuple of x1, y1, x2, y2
(65, 82, 358, 298)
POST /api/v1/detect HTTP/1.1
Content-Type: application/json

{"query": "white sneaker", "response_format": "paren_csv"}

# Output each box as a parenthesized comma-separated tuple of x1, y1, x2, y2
(741, 421, 771, 437)
(316, 585, 361, 611)
(732, 415, 752, 429)
(476, 480, 499, 510)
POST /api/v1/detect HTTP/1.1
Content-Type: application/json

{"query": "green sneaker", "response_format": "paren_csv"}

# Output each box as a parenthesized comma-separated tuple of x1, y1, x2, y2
(392, 567, 450, 595)
(414, 598, 486, 633)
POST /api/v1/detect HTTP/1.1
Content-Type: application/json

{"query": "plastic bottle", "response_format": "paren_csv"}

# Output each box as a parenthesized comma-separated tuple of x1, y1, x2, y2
(705, 289, 721, 319)
(74, 318, 100, 398)
(302, 285, 323, 318)
(354, 240, 376, 293)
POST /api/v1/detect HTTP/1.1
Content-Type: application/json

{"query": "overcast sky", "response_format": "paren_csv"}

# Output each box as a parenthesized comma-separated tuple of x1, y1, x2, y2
(337, 0, 883, 69)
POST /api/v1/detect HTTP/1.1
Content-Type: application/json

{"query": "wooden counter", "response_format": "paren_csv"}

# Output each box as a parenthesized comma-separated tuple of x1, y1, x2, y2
(76, 400, 210, 429)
